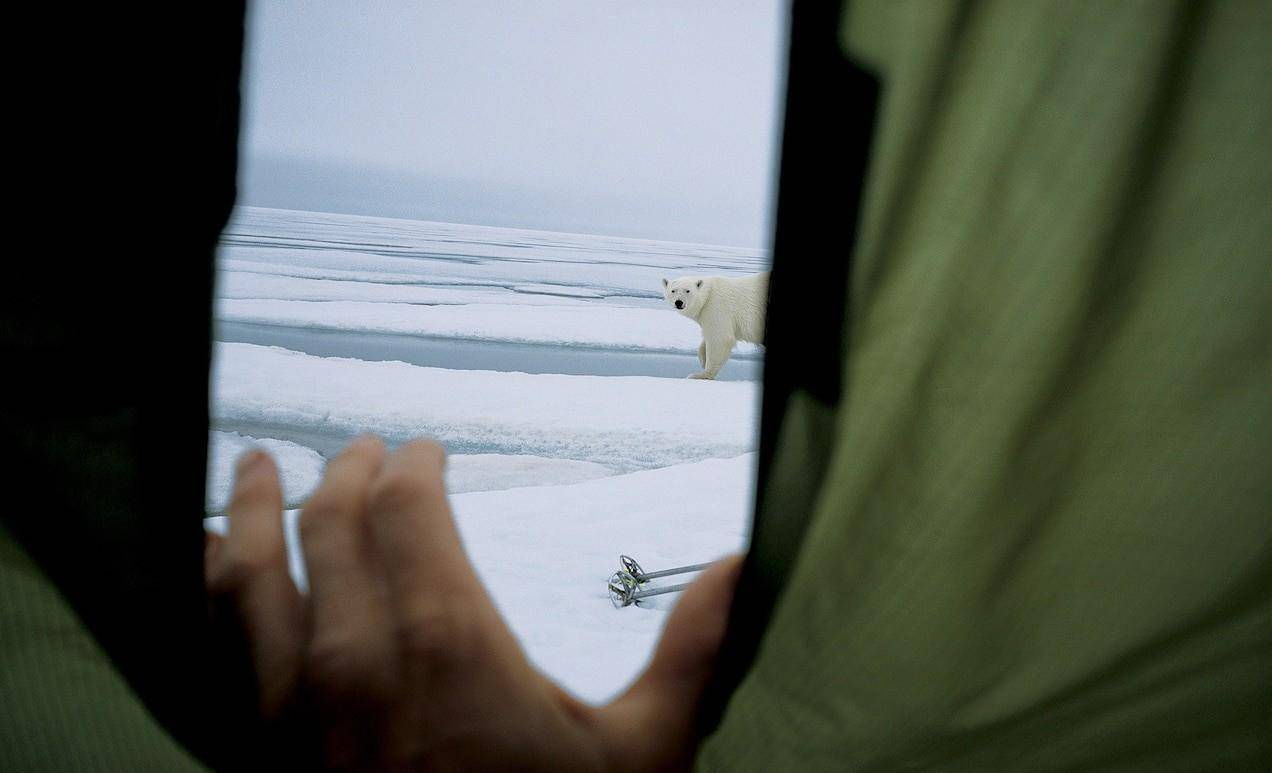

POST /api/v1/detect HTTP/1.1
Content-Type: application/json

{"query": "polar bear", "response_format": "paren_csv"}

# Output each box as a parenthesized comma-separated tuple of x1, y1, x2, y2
(662, 271, 769, 379)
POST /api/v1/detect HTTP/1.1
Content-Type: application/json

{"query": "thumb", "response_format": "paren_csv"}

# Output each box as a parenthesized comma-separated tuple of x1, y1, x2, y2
(597, 553, 744, 772)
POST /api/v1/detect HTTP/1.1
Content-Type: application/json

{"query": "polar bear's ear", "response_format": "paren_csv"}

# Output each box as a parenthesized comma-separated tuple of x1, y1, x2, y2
(696, 279, 703, 288)
(662, 277, 668, 287)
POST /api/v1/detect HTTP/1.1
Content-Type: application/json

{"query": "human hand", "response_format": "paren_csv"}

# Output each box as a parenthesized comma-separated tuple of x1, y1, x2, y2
(205, 436, 743, 771)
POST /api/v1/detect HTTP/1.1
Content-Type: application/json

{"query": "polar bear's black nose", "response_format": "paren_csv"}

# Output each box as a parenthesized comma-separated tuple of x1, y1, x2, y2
(675, 300, 684, 309)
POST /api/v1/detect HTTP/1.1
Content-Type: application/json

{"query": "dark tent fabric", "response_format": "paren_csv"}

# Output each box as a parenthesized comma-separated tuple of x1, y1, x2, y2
(1, 3, 257, 770)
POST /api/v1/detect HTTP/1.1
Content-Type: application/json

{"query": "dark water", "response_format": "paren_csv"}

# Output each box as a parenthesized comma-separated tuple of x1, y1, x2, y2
(215, 321, 762, 382)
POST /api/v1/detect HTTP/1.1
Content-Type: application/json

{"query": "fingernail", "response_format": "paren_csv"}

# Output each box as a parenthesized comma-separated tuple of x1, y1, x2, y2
(236, 449, 267, 477)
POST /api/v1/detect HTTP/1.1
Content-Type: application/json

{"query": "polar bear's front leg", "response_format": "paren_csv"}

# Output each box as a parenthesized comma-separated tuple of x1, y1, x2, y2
(689, 336, 735, 380)
(697, 340, 706, 367)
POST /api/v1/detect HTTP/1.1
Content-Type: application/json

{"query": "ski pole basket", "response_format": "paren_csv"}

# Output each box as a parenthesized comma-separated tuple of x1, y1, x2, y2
(607, 554, 718, 608)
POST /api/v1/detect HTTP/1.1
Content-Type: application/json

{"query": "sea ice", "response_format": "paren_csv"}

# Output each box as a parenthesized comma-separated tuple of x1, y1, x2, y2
(212, 342, 759, 472)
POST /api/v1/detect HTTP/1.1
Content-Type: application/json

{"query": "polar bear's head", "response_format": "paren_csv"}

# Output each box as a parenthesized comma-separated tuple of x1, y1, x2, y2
(662, 276, 708, 319)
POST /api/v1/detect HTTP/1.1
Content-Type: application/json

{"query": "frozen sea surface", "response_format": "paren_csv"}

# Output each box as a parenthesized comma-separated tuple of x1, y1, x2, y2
(217, 321, 761, 381)
(213, 342, 758, 471)
(217, 207, 765, 379)
(207, 207, 767, 702)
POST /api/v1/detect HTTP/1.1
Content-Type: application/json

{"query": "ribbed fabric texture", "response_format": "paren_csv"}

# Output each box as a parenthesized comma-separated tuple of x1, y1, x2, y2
(0, 526, 207, 772)
(698, 1, 1272, 770)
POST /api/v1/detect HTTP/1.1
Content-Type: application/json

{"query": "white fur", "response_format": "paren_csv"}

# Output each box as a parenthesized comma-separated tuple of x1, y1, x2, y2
(662, 271, 768, 379)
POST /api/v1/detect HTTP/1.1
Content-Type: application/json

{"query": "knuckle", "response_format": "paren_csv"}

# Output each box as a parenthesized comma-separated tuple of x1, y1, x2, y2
(306, 632, 383, 693)
(298, 491, 354, 539)
(395, 599, 475, 665)
(297, 501, 330, 542)
(211, 545, 268, 588)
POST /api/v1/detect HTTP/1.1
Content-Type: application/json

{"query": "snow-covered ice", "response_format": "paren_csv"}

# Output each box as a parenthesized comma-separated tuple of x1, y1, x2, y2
(213, 342, 758, 472)
(454, 454, 753, 702)
(222, 207, 767, 279)
(206, 431, 325, 512)
(217, 207, 766, 362)
(210, 439, 614, 509)
(444, 454, 613, 494)
(218, 298, 761, 355)
(207, 206, 766, 704)
(217, 271, 599, 307)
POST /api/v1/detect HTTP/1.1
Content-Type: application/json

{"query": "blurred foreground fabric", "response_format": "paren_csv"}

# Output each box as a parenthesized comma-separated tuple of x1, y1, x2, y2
(699, 2, 1271, 771)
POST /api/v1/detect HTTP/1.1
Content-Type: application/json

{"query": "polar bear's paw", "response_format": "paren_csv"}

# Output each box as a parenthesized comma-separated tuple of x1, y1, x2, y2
(688, 371, 715, 380)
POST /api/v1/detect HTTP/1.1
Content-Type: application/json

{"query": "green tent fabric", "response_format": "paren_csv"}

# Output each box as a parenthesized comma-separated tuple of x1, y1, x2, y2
(697, 1, 1271, 771)
(0, 524, 207, 771)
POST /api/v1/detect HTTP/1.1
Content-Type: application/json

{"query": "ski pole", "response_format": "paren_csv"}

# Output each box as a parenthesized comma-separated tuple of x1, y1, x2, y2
(607, 570, 693, 608)
(619, 554, 717, 584)
(629, 582, 692, 604)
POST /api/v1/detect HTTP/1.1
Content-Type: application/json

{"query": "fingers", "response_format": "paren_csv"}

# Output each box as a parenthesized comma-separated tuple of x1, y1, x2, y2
(298, 435, 395, 687)
(597, 554, 745, 771)
(364, 439, 517, 691)
(300, 434, 497, 699)
(207, 449, 305, 716)
(295, 437, 544, 768)
(216, 434, 719, 771)
(367, 439, 485, 609)
(209, 449, 285, 597)
(224, 451, 285, 566)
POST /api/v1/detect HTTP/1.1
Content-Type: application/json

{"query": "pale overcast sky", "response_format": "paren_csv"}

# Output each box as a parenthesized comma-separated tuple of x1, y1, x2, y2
(239, 1, 786, 246)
